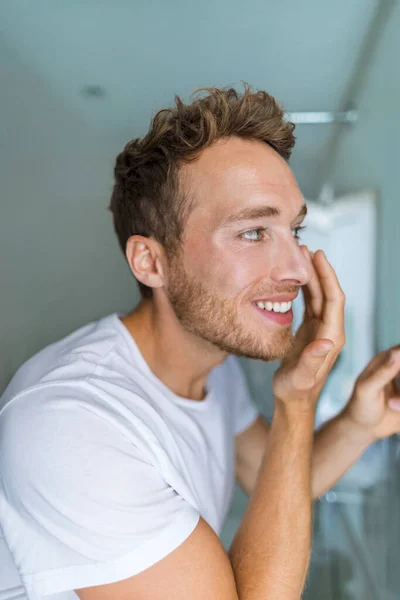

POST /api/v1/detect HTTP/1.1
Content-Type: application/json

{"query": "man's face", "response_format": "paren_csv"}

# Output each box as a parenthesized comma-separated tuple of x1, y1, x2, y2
(166, 136, 312, 361)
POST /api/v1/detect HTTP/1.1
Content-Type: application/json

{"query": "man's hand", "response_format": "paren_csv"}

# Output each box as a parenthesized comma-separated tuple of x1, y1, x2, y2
(273, 247, 346, 408)
(342, 345, 400, 440)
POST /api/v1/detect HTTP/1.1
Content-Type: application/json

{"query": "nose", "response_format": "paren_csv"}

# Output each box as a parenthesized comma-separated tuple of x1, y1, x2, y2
(269, 243, 313, 287)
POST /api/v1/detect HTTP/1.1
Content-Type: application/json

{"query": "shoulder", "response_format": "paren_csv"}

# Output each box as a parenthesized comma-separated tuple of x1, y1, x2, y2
(0, 385, 202, 597)
(0, 313, 130, 408)
(0, 382, 166, 531)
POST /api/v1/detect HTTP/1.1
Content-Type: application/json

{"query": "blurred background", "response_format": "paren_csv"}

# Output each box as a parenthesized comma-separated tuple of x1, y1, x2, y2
(1, 1, 399, 598)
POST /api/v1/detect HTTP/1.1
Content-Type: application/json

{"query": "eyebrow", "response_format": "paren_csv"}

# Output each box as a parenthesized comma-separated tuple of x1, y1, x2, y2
(219, 203, 308, 227)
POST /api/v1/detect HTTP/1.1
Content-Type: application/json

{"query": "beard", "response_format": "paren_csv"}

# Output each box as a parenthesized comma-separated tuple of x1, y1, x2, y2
(166, 253, 295, 362)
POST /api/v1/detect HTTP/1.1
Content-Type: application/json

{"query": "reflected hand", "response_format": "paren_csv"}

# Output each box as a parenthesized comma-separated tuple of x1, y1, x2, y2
(273, 247, 346, 408)
(343, 345, 400, 440)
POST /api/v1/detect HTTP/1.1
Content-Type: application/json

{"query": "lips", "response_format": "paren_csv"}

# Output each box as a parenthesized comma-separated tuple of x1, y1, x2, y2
(253, 302, 294, 325)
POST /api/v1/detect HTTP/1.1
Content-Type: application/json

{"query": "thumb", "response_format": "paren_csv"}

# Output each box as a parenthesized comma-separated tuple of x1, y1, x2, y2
(292, 340, 334, 390)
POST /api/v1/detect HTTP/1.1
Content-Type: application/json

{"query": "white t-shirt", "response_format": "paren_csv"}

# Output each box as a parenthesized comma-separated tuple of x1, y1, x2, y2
(0, 313, 259, 599)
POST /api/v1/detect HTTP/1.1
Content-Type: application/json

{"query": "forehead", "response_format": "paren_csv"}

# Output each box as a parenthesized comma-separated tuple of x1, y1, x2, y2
(182, 136, 302, 228)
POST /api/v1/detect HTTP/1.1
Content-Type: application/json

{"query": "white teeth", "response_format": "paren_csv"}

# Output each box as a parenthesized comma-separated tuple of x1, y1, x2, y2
(256, 300, 293, 313)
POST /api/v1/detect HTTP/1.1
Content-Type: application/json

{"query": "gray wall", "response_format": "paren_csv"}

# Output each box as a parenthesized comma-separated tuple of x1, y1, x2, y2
(331, 1, 400, 351)
(0, 42, 138, 392)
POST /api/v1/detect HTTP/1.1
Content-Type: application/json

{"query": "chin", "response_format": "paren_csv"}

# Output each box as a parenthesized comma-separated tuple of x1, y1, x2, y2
(261, 328, 295, 361)
(270, 329, 295, 358)
(212, 325, 295, 363)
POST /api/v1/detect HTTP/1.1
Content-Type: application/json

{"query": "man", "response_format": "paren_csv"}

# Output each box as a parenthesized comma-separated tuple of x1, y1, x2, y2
(1, 85, 399, 600)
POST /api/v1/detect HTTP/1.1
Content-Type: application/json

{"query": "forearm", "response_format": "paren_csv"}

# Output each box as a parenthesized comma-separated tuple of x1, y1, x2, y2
(311, 410, 375, 498)
(229, 402, 315, 600)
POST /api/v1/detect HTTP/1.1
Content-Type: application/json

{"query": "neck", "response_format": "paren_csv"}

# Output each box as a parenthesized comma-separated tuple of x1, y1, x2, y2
(120, 296, 228, 401)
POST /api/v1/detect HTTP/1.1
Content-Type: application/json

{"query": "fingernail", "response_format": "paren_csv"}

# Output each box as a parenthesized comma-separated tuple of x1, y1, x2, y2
(313, 347, 331, 356)
(388, 398, 400, 411)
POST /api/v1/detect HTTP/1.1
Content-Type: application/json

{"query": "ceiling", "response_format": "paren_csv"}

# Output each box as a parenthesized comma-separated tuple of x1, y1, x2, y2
(0, 0, 382, 197)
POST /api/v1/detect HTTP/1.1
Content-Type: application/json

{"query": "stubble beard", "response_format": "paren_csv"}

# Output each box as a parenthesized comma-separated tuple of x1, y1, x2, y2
(166, 254, 295, 362)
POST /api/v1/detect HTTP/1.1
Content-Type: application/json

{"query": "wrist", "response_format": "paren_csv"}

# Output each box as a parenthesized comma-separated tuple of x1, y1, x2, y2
(274, 397, 317, 423)
(337, 407, 378, 446)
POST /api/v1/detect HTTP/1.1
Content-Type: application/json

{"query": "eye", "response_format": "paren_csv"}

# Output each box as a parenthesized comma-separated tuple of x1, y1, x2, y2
(241, 228, 268, 242)
(292, 225, 306, 241)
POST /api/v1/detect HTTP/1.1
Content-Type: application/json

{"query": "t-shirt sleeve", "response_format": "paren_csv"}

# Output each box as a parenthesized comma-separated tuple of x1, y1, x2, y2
(0, 389, 200, 598)
(228, 356, 260, 436)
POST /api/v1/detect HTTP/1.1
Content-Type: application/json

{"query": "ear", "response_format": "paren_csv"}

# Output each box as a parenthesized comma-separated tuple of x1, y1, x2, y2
(125, 235, 166, 292)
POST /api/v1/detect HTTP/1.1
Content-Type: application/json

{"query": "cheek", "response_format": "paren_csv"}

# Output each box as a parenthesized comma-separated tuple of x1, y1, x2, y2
(184, 237, 272, 296)
(208, 245, 272, 296)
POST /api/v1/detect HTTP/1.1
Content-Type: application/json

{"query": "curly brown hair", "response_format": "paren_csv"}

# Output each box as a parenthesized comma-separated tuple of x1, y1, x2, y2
(109, 83, 296, 299)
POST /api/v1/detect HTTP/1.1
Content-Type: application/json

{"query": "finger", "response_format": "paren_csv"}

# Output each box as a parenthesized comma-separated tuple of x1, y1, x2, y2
(358, 345, 400, 382)
(357, 349, 389, 381)
(389, 344, 400, 355)
(300, 246, 323, 318)
(313, 250, 346, 336)
(358, 348, 400, 397)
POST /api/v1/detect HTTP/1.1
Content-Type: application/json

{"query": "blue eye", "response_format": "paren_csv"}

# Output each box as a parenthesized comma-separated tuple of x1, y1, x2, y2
(242, 228, 267, 242)
(241, 225, 307, 243)
(292, 225, 306, 240)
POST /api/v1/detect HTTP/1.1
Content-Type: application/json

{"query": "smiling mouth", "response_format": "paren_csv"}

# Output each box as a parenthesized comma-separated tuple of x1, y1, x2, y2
(253, 300, 293, 313)
(252, 301, 294, 325)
